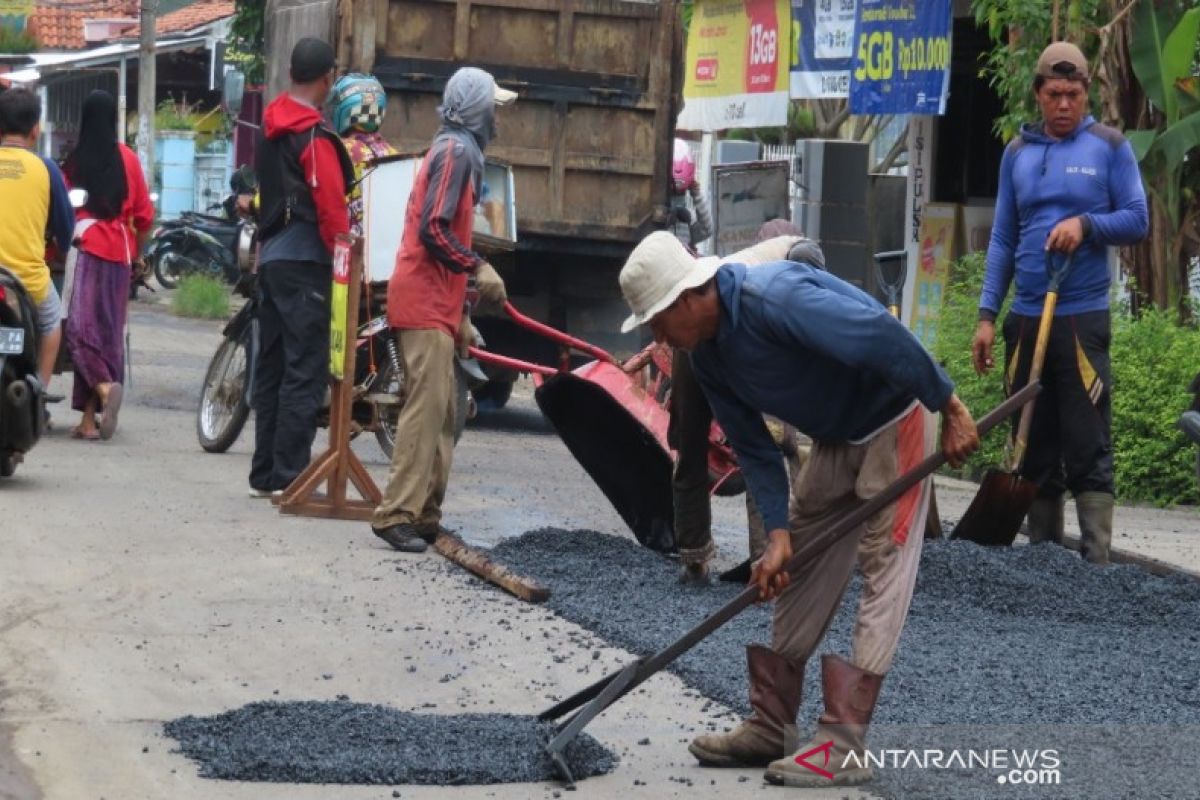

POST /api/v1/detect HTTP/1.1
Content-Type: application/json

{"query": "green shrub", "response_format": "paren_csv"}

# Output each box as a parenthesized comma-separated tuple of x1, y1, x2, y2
(932, 252, 1010, 479)
(172, 275, 230, 319)
(934, 252, 1200, 506)
(1110, 308, 1200, 505)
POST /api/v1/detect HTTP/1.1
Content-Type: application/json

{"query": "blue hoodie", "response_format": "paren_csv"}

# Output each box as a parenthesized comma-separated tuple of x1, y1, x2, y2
(979, 116, 1148, 319)
(691, 261, 954, 534)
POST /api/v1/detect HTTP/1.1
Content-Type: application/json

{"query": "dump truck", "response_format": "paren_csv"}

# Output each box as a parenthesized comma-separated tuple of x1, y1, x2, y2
(262, 0, 684, 405)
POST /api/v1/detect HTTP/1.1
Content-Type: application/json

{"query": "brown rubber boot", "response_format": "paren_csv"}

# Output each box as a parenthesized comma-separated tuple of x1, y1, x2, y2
(1075, 491, 1113, 565)
(764, 654, 883, 787)
(1026, 493, 1066, 544)
(688, 645, 804, 767)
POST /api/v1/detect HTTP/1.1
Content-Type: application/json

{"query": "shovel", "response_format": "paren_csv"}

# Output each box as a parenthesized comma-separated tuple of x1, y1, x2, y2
(539, 383, 1039, 786)
(951, 251, 1073, 546)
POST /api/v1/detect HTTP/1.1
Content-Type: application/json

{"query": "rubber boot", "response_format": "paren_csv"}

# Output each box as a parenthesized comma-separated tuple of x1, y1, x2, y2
(1075, 491, 1113, 565)
(1026, 493, 1065, 545)
(689, 645, 804, 767)
(764, 655, 883, 788)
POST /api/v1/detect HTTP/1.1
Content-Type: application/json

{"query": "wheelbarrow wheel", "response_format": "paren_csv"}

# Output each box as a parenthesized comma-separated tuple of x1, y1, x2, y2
(710, 468, 745, 497)
(374, 361, 469, 460)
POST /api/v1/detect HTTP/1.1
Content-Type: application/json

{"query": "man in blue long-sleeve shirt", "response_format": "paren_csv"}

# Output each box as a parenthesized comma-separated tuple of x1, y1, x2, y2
(618, 231, 979, 787)
(972, 42, 1148, 564)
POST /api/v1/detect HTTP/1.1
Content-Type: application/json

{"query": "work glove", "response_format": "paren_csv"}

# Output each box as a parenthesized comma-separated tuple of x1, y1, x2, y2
(786, 237, 826, 270)
(472, 260, 508, 315)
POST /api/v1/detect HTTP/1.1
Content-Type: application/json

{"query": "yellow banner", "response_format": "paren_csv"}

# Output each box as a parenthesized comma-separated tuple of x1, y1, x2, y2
(329, 239, 352, 380)
(911, 203, 957, 348)
(678, 0, 792, 131)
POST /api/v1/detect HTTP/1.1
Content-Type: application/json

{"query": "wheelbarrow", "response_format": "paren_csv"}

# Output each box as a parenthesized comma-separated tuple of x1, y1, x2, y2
(468, 302, 742, 553)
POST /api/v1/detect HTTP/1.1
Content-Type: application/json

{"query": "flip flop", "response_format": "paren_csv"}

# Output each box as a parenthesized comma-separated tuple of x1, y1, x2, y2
(70, 425, 101, 441)
(98, 383, 123, 440)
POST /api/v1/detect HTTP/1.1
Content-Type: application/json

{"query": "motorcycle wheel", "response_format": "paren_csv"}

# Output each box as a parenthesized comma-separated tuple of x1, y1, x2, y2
(197, 329, 251, 453)
(0, 453, 15, 478)
(374, 360, 469, 460)
(153, 249, 196, 290)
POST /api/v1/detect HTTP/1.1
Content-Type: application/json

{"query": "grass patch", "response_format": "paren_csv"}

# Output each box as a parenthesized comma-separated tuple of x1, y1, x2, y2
(172, 274, 231, 319)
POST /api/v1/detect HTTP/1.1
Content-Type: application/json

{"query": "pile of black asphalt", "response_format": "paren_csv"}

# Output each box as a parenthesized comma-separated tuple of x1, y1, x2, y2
(491, 528, 1200, 800)
(164, 703, 614, 785)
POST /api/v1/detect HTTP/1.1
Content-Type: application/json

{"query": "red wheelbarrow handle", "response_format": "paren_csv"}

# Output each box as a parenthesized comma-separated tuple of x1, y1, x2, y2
(501, 301, 619, 366)
(468, 345, 558, 377)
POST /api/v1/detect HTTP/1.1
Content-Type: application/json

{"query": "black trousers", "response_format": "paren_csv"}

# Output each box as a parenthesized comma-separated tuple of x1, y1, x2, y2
(669, 349, 715, 564)
(250, 260, 331, 491)
(1002, 309, 1113, 497)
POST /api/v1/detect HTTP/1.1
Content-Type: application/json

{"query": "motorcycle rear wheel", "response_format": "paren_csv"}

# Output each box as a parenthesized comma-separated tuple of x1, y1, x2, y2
(197, 330, 251, 453)
(374, 361, 469, 460)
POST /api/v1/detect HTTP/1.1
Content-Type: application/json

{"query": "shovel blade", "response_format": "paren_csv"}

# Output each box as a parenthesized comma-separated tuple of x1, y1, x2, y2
(950, 468, 1039, 546)
(535, 372, 676, 553)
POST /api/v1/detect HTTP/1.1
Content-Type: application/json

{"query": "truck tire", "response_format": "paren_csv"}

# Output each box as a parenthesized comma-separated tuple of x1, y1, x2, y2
(471, 377, 513, 411)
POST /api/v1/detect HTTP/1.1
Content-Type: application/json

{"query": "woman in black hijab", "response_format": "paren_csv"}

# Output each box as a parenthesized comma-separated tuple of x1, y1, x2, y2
(63, 89, 154, 440)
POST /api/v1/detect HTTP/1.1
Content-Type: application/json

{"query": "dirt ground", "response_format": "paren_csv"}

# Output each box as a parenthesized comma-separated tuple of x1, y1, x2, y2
(1, 300, 1197, 800)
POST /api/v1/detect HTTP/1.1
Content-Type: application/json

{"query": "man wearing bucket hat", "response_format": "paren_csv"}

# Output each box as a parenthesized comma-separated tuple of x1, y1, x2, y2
(618, 230, 980, 786)
(971, 41, 1148, 564)
(369, 67, 514, 553)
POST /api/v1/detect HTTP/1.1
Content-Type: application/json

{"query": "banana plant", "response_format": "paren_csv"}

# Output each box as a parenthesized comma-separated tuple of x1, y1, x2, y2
(1126, 2, 1200, 310)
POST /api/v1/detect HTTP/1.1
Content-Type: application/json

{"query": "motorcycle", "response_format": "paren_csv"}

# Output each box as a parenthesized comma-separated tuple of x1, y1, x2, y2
(196, 250, 480, 458)
(0, 266, 44, 478)
(0, 187, 90, 477)
(147, 168, 256, 290)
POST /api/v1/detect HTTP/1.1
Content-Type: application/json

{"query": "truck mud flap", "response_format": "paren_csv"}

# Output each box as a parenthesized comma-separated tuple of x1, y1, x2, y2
(535, 372, 675, 554)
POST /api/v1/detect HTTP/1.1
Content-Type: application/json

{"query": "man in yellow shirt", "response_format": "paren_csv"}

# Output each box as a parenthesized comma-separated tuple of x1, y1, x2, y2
(0, 88, 75, 389)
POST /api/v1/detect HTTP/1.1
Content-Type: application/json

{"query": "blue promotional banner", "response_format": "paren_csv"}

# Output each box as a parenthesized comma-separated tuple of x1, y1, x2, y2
(790, 0, 858, 99)
(848, 0, 953, 115)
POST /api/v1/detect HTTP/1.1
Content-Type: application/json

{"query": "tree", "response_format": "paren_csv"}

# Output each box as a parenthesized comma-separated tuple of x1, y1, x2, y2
(229, 0, 266, 85)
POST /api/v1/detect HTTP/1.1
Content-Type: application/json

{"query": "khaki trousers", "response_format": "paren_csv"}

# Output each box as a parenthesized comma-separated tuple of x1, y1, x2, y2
(372, 328, 457, 529)
(771, 406, 936, 676)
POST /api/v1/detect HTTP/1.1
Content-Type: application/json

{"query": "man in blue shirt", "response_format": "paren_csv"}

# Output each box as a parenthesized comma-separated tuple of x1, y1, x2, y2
(618, 231, 979, 787)
(972, 42, 1148, 564)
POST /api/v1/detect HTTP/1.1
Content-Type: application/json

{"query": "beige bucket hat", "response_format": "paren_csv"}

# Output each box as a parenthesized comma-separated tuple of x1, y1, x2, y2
(619, 232, 720, 333)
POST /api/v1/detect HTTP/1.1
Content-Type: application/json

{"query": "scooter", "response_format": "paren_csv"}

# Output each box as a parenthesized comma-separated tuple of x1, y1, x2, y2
(0, 266, 44, 478)
(146, 168, 256, 289)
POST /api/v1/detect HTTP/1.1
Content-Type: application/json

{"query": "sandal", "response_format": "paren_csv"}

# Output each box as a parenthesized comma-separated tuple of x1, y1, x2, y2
(70, 425, 101, 441)
(98, 383, 123, 440)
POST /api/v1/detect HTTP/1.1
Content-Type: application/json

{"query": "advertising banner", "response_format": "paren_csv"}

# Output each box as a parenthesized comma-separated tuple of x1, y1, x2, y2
(847, 0, 952, 115)
(329, 237, 352, 380)
(911, 203, 957, 348)
(790, 0, 858, 99)
(678, 0, 792, 132)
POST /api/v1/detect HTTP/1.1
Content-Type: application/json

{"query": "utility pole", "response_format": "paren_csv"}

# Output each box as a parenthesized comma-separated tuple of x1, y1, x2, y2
(137, 0, 158, 180)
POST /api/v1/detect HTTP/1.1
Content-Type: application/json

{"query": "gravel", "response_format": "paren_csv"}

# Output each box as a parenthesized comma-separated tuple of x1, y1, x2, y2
(164, 703, 615, 785)
(491, 528, 1200, 799)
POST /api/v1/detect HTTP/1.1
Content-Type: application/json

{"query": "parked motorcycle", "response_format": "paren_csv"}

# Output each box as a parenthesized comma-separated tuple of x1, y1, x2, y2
(196, 271, 478, 458)
(147, 168, 256, 289)
(0, 267, 45, 478)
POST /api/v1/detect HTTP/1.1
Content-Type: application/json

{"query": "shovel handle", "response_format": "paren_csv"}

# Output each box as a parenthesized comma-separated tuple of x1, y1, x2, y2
(1011, 252, 1073, 470)
(540, 382, 1040, 725)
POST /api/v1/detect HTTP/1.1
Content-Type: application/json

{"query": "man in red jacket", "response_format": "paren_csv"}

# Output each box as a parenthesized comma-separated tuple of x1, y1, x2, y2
(249, 38, 354, 497)
(370, 67, 511, 552)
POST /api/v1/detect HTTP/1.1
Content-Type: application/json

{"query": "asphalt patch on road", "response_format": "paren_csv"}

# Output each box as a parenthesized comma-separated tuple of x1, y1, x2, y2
(491, 528, 1200, 799)
(164, 702, 615, 785)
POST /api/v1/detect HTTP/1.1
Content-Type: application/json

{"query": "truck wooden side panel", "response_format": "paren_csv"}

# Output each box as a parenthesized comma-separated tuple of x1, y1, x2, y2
(341, 0, 681, 250)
